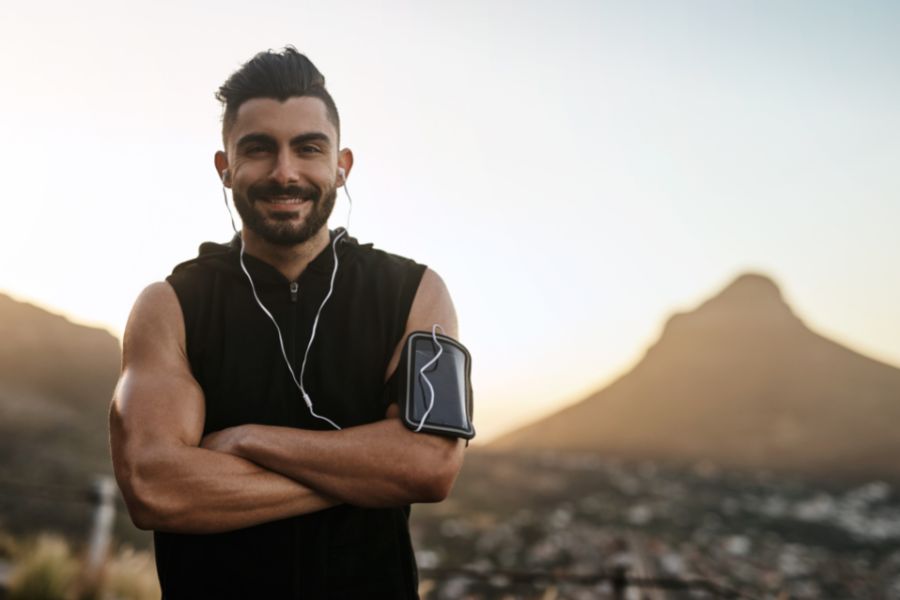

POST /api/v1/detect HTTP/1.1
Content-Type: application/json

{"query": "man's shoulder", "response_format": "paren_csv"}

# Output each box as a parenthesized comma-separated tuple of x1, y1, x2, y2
(169, 237, 238, 276)
(159, 238, 241, 325)
(340, 233, 426, 277)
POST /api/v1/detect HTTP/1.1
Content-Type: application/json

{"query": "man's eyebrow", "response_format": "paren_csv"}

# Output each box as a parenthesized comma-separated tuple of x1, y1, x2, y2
(289, 132, 332, 146)
(235, 133, 276, 149)
(235, 131, 332, 149)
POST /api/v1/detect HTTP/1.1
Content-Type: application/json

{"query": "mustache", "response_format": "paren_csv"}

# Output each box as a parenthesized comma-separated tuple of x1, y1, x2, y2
(247, 181, 321, 203)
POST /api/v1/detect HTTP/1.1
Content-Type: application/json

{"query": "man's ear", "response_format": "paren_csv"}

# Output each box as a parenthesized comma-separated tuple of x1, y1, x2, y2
(337, 148, 354, 186)
(214, 151, 230, 187)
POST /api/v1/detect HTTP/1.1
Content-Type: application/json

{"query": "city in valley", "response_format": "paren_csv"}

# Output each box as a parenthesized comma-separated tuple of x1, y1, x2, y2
(413, 451, 900, 599)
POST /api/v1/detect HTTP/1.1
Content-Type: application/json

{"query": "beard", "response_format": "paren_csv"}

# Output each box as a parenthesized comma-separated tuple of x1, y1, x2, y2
(233, 179, 337, 246)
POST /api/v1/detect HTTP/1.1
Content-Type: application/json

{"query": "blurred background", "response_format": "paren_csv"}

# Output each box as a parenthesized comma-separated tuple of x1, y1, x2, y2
(1, 0, 898, 598)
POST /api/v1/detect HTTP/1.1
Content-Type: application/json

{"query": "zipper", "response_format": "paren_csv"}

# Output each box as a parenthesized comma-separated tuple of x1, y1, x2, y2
(288, 282, 299, 364)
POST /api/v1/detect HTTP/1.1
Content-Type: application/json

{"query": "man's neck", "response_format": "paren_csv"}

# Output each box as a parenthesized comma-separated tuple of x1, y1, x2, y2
(241, 227, 331, 282)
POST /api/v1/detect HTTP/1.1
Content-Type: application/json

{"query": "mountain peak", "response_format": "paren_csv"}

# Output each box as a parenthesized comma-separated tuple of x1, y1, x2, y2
(659, 271, 799, 341)
(713, 272, 785, 306)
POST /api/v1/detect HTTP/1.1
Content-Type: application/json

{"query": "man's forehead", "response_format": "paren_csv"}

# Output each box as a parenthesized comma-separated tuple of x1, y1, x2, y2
(229, 96, 336, 144)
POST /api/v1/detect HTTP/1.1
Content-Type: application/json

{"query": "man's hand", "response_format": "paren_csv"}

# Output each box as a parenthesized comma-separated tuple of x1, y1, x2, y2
(384, 402, 401, 419)
(200, 425, 251, 455)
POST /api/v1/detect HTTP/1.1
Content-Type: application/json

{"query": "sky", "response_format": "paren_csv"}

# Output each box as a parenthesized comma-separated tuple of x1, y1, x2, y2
(1, 1, 898, 442)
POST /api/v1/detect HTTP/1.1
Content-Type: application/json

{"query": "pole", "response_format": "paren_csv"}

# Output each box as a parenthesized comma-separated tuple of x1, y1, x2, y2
(85, 476, 116, 580)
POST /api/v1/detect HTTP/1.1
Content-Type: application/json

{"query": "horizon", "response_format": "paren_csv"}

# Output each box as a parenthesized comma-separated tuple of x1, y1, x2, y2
(4, 265, 898, 444)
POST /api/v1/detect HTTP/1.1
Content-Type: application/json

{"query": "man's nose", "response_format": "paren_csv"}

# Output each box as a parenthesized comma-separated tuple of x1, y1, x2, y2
(269, 150, 300, 186)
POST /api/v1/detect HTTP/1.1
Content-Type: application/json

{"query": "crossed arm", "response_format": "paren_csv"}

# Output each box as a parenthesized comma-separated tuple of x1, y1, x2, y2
(109, 269, 464, 535)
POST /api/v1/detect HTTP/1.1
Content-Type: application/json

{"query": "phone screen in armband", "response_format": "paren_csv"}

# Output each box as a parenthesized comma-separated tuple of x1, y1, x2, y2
(400, 331, 475, 440)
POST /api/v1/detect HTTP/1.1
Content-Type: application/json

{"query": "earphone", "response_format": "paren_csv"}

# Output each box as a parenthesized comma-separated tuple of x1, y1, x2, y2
(220, 169, 238, 234)
(338, 166, 353, 230)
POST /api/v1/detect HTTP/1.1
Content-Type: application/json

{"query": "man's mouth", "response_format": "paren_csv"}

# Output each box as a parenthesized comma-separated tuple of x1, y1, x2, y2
(262, 195, 309, 205)
(250, 184, 319, 205)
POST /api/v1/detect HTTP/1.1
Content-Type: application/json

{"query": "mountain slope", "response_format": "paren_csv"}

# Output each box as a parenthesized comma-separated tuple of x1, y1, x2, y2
(491, 273, 900, 481)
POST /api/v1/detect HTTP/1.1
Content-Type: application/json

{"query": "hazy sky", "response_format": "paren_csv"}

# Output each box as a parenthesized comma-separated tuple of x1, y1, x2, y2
(2, 1, 898, 441)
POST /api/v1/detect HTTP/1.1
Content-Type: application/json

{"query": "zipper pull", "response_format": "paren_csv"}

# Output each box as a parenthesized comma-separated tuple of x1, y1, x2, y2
(289, 281, 299, 303)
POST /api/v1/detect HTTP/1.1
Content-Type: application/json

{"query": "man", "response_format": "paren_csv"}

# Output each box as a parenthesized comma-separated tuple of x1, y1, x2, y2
(109, 47, 465, 598)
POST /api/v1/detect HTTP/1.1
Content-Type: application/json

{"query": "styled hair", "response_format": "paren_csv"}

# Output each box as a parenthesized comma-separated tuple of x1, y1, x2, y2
(215, 46, 340, 145)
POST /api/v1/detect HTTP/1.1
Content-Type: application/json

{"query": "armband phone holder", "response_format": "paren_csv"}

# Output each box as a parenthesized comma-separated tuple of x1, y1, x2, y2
(398, 331, 475, 441)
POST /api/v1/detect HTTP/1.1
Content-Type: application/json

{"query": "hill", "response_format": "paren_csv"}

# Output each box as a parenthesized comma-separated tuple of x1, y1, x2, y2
(0, 293, 122, 538)
(491, 273, 900, 482)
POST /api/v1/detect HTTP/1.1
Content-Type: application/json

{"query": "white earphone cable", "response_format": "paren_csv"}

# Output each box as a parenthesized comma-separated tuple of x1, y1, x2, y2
(222, 183, 239, 234)
(415, 324, 444, 432)
(298, 229, 347, 429)
(237, 230, 345, 431)
(341, 176, 354, 232)
(221, 173, 348, 430)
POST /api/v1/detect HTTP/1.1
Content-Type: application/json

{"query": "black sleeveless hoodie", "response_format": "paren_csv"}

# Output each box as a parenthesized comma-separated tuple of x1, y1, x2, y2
(156, 229, 426, 599)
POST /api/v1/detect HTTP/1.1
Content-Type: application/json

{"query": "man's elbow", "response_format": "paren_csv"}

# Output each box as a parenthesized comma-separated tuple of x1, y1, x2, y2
(113, 457, 188, 532)
(116, 473, 162, 531)
(124, 480, 194, 532)
(126, 500, 158, 532)
(417, 474, 455, 503)
(414, 439, 464, 503)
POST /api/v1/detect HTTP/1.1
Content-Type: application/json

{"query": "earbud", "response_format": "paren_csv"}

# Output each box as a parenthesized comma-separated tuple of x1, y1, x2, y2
(220, 169, 230, 184)
(338, 166, 346, 180)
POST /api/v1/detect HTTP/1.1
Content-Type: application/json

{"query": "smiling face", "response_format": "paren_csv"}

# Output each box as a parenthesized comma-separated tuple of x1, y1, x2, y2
(218, 96, 350, 247)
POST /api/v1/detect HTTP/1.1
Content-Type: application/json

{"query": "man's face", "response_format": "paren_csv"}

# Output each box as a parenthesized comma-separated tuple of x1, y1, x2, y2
(223, 96, 341, 246)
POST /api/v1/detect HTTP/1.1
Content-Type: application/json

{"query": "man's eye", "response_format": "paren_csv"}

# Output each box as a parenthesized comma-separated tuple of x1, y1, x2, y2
(244, 145, 269, 154)
(301, 145, 321, 153)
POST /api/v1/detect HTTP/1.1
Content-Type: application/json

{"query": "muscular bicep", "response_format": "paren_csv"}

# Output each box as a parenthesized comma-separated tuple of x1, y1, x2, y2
(110, 282, 205, 472)
(109, 283, 342, 531)
(389, 267, 465, 484)
(384, 268, 459, 382)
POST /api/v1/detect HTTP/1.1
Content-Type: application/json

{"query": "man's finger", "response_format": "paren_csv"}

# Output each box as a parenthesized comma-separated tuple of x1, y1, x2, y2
(384, 402, 400, 419)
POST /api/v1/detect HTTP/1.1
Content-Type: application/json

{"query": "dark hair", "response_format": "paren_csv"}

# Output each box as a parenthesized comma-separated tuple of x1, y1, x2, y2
(215, 46, 340, 146)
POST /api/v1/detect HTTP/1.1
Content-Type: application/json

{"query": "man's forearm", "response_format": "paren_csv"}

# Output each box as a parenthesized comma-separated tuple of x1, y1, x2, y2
(215, 419, 463, 508)
(118, 442, 337, 534)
